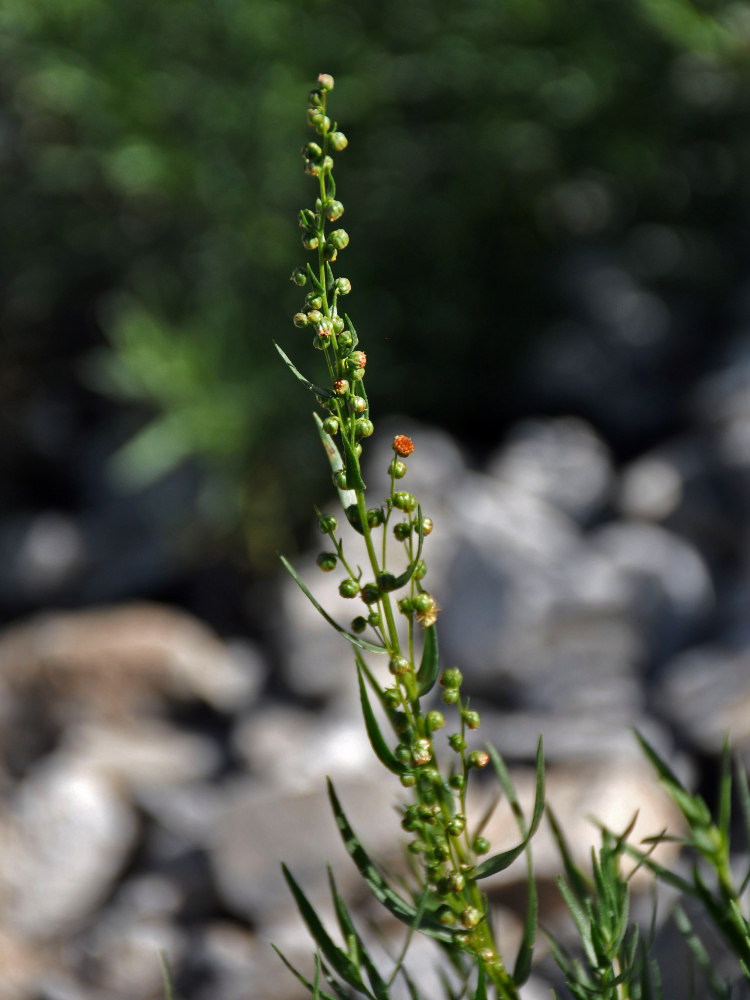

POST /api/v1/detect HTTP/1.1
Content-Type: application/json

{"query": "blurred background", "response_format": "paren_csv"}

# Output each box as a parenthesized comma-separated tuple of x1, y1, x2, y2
(2, 0, 750, 997)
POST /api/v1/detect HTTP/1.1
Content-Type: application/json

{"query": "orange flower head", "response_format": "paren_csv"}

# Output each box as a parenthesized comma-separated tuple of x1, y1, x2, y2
(393, 434, 414, 457)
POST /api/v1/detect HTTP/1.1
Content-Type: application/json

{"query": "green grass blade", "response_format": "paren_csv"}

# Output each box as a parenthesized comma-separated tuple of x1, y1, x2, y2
(281, 864, 369, 995)
(547, 807, 591, 904)
(636, 730, 712, 828)
(327, 867, 390, 1000)
(279, 555, 386, 654)
(416, 623, 439, 696)
(674, 904, 731, 1000)
(326, 779, 455, 943)
(356, 654, 405, 774)
(275, 341, 334, 398)
(272, 945, 342, 1000)
(718, 735, 732, 852)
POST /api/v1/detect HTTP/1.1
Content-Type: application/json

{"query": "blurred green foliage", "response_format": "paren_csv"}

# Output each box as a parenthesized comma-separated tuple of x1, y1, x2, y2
(1, 0, 749, 568)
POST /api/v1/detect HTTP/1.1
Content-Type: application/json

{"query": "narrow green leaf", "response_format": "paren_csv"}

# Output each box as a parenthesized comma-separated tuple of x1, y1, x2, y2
(355, 654, 405, 774)
(636, 730, 712, 828)
(344, 313, 359, 348)
(736, 755, 750, 858)
(272, 945, 342, 1000)
(327, 867, 390, 1000)
(281, 864, 368, 994)
(341, 433, 367, 492)
(512, 827, 537, 986)
(159, 951, 174, 1000)
(307, 263, 325, 294)
(557, 876, 598, 969)
(472, 965, 487, 1000)
(718, 735, 732, 851)
(530, 737, 546, 837)
(314, 413, 357, 509)
(275, 342, 333, 399)
(547, 807, 591, 905)
(416, 623, 439, 695)
(674, 904, 731, 1000)
(325, 262, 335, 291)
(278, 554, 386, 654)
(326, 779, 455, 943)
(474, 841, 527, 879)
(389, 507, 425, 590)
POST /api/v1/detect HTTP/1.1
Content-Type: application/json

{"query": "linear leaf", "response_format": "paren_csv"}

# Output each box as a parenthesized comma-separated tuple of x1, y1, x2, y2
(718, 736, 732, 851)
(474, 841, 527, 879)
(355, 654, 405, 774)
(275, 342, 333, 398)
(327, 867, 390, 1000)
(281, 864, 368, 994)
(314, 413, 357, 509)
(344, 313, 359, 348)
(737, 756, 750, 858)
(341, 433, 367, 492)
(636, 730, 712, 828)
(327, 779, 455, 943)
(272, 945, 342, 1000)
(417, 623, 439, 695)
(513, 803, 538, 986)
(472, 965, 487, 1000)
(389, 507, 425, 590)
(279, 555, 386, 654)
(306, 263, 325, 294)
(547, 807, 591, 905)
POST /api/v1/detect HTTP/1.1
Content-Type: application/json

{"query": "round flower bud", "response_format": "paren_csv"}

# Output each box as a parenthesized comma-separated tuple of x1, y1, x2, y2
(329, 229, 350, 250)
(383, 686, 400, 708)
(322, 416, 339, 435)
(316, 552, 337, 572)
(317, 73, 334, 91)
(393, 435, 415, 457)
(307, 309, 323, 324)
(351, 616, 367, 634)
(301, 233, 319, 251)
(397, 596, 413, 614)
(337, 330, 353, 351)
(441, 688, 459, 706)
(367, 611, 381, 628)
(392, 491, 411, 511)
(318, 514, 337, 533)
(414, 560, 427, 580)
(407, 840, 424, 855)
(401, 810, 418, 832)
(438, 906, 456, 927)
(396, 745, 413, 766)
(308, 89, 323, 107)
(306, 297, 324, 312)
(468, 750, 490, 769)
(414, 592, 435, 614)
(400, 772, 416, 787)
(332, 315, 345, 334)
(299, 208, 317, 228)
(322, 243, 338, 262)
(449, 773, 465, 791)
(333, 378, 348, 395)
(290, 266, 307, 286)
(314, 115, 331, 135)
(321, 155, 334, 173)
(302, 143, 322, 161)
(346, 350, 366, 371)
(461, 907, 482, 929)
(325, 200, 344, 221)
(411, 739, 432, 766)
(473, 836, 491, 855)
(334, 277, 351, 295)
(377, 571, 397, 591)
(353, 442, 362, 457)
(392, 711, 409, 733)
(419, 516, 434, 536)
(307, 108, 324, 127)
(448, 733, 466, 753)
(447, 817, 466, 837)
(448, 872, 466, 893)
(393, 522, 411, 541)
(389, 459, 407, 479)
(349, 396, 367, 413)
(333, 471, 348, 490)
(431, 841, 451, 861)
(426, 710, 445, 731)
(329, 131, 348, 151)
(463, 710, 481, 731)
(360, 582, 380, 605)
(316, 318, 333, 338)
(293, 312, 309, 328)
(389, 655, 411, 676)
(367, 507, 384, 527)
(440, 668, 463, 689)
(339, 578, 359, 599)
(355, 418, 374, 438)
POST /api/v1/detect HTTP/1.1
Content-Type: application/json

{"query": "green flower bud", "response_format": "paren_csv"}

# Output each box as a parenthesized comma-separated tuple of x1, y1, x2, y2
(302, 142, 322, 161)
(441, 668, 463, 689)
(321, 154, 334, 173)
(329, 228, 350, 250)
(462, 710, 481, 730)
(333, 471, 348, 490)
(419, 516, 434, 536)
(332, 378, 348, 395)
(397, 596, 414, 614)
(400, 772, 416, 787)
(448, 872, 466, 893)
(389, 655, 411, 675)
(322, 416, 339, 435)
(367, 507, 384, 527)
(346, 350, 366, 372)
(473, 836, 491, 855)
(351, 616, 367, 634)
(468, 750, 490, 769)
(393, 522, 411, 541)
(307, 309, 323, 324)
(332, 315, 345, 334)
(308, 88, 323, 108)
(316, 552, 337, 572)
(392, 711, 409, 733)
(461, 907, 482, 929)
(318, 514, 337, 533)
(389, 459, 407, 479)
(449, 773, 465, 791)
(383, 686, 400, 708)
(408, 839, 424, 855)
(393, 491, 415, 512)
(293, 312, 309, 328)
(339, 578, 359, 599)
(448, 733, 466, 753)
(301, 233, 319, 251)
(325, 200, 344, 221)
(290, 266, 307, 286)
(414, 560, 427, 580)
(438, 906, 456, 926)
(368, 611, 381, 628)
(350, 365, 365, 381)
(329, 131, 348, 151)
(377, 571, 397, 592)
(304, 159, 322, 176)
(401, 810, 419, 831)
(426, 710, 445, 731)
(396, 745, 413, 765)
(305, 293, 323, 309)
(349, 396, 367, 413)
(316, 318, 333, 338)
(447, 816, 466, 837)
(411, 738, 432, 766)
(334, 277, 351, 295)
(414, 592, 435, 613)
(322, 242, 338, 262)
(431, 841, 451, 861)
(299, 208, 317, 227)
(314, 115, 331, 135)
(317, 73, 334, 91)
(361, 582, 380, 605)
(355, 418, 374, 438)
(353, 442, 362, 458)
(442, 688, 459, 706)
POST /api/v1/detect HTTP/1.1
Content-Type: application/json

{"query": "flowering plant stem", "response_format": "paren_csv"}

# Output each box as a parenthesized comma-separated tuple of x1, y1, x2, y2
(275, 74, 543, 1000)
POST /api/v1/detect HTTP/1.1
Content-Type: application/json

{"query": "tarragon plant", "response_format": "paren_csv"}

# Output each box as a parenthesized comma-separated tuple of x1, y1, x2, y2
(273, 73, 544, 1000)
